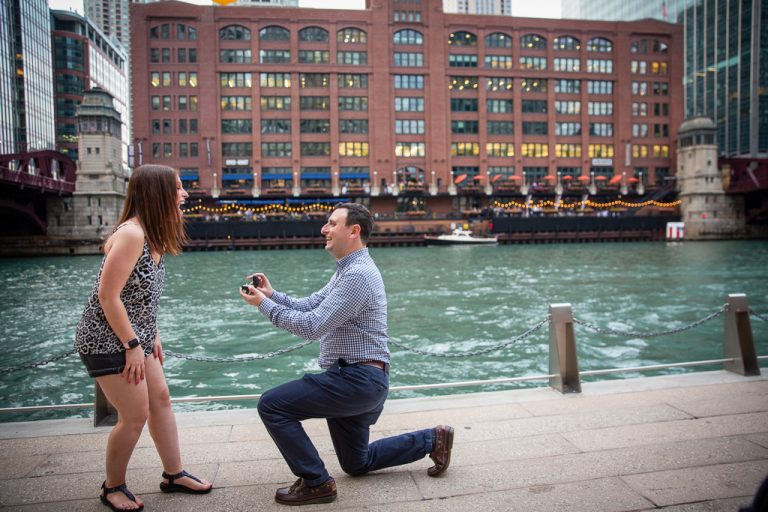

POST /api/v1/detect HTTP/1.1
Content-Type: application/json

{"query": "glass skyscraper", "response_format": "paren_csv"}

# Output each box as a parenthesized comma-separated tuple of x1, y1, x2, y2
(0, 0, 55, 155)
(563, 0, 767, 158)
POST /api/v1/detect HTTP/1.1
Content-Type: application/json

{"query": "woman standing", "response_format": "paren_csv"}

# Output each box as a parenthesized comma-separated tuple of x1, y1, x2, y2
(75, 165, 212, 511)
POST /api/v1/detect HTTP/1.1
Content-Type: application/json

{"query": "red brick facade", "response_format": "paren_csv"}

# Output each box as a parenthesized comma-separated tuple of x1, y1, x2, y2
(131, 0, 682, 213)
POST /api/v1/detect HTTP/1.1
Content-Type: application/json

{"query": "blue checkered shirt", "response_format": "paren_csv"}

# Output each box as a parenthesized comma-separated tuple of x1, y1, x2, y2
(258, 248, 390, 369)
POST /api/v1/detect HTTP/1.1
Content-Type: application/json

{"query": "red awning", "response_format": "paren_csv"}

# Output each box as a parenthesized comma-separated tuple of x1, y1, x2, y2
(491, 174, 502, 183)
(508, 175, 522, 181)
(454, 174, 468, 184)
(473, 175, 485, 181)
(543, 175, 556, 181)
(609, 175, 622, 184)
(628, 177, 639, 183)
(595, 175, 608, 181)
(561, 175, 573, 181)
(577, 176, 591, 182)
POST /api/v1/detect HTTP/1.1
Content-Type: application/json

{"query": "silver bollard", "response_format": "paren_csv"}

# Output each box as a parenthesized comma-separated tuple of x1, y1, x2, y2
(549, 303, 581, 393)
(94, 382, 117, 427)
(724, 294, 760, 376)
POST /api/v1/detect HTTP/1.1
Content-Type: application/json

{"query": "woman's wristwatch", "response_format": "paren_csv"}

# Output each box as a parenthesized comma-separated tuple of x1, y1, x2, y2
(123, 338, 140, 350)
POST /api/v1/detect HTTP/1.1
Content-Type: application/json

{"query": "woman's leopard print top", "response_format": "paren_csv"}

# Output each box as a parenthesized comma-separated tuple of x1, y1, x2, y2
(75, 241, 166, 356)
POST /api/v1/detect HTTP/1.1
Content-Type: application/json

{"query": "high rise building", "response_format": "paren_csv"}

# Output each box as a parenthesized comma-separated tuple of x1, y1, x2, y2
(0, 0, 55, 155)
(444, 0, 511, 16)
(51, 10, 129, 167)
(131, 0, 682, 213)
(562, 0, 767, 158)
(84, 0, 131, 47)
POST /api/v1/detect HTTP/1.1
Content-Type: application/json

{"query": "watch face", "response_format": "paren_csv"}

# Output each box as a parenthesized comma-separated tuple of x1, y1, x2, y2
(127, 339, 140, 349)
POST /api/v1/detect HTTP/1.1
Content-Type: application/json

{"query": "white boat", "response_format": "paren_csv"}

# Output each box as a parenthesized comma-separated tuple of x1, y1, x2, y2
(424, 227, 498, 245)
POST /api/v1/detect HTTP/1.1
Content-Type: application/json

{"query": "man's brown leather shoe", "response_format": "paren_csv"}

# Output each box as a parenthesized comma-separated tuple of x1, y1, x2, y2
(427, 425, 454, 477)
(275, 477, 337, 506)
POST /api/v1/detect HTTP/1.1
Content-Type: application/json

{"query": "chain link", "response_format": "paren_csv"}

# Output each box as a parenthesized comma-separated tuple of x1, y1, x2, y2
(573, 305, 725, 338)
(750, 309, 768, 323)
(0, 349, 78, 375)
(164, 338, 316, 363)
(388, 316, 549, 357)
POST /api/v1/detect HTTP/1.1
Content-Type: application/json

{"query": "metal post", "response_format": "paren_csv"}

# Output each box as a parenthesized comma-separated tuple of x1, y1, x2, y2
(94, 382, 117, 427)
(724, 294, 760, 376)
(549, 303, 581, 393)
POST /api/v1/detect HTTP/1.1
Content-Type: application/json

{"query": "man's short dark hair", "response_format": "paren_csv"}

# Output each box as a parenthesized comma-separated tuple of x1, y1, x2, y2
(334, 202, 373, 243)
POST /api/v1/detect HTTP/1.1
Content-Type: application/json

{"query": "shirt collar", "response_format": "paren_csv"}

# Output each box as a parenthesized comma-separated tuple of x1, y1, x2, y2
(336, 247, 368, 270)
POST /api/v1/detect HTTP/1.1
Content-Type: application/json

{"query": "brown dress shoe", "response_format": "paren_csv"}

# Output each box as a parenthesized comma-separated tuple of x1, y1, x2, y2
(275, 477, 337, 506)
(428, 425, 454, 477)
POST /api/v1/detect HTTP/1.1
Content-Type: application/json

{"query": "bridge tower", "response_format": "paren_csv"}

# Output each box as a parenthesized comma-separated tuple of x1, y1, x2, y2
(676, 117, 746, 240)
(47, 88, 129, 240)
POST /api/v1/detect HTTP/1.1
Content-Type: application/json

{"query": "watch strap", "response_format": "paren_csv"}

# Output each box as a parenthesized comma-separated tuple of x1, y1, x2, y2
(124, 338, 140, 350)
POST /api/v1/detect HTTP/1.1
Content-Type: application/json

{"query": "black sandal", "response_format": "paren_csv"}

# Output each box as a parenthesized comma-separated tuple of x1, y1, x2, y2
(100, 481, 144, 511)
(159, 469, 212, 494)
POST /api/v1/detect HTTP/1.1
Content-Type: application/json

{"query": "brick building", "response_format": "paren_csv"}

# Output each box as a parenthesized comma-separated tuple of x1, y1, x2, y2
(130, 0, 683, 215)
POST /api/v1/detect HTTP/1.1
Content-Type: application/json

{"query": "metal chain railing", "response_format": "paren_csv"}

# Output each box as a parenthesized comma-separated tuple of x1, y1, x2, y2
(164, 338, 317, 362)
(388, 316, 549, 357)
(750, 309, 768, 323)
(573, 305, 725, 338)
(0, 348, 78, 375)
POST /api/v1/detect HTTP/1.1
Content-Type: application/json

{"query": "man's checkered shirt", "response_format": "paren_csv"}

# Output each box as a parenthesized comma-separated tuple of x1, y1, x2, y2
(258, 248, 390, 369)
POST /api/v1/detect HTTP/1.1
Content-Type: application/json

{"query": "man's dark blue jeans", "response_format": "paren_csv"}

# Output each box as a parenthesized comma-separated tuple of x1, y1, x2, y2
(257, 359, 435, 487)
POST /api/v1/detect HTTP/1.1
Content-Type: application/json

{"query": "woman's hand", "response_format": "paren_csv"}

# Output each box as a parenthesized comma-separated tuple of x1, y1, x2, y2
(122, 346, 145, 384)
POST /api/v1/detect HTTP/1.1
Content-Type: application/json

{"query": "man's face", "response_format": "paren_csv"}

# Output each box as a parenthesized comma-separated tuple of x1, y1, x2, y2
(321, 208, 358, 259)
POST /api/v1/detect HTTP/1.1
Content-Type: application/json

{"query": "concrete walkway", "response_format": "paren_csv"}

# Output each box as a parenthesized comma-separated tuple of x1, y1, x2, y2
(1, 370, 767, 511)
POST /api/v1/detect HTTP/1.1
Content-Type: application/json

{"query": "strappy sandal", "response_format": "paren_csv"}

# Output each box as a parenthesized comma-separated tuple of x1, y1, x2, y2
(100, 481, 144, 511)
(159, 469, 212, 494)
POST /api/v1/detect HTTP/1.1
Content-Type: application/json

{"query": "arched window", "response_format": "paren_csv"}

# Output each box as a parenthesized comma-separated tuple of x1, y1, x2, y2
(393, 29, 423, 45)
(448, 31, 477, 46)
(337, 28, 367, 44)
(521, 33, 546, 50)
(587, 37, 613, 52)
(652, 39, 669, 54)
(187, 26, 197, 41)
(553, 35, 580, 51)
(220, 25, 251, 41)
(259, 26, 290, 41)
(299, 26, 329, 42)
(150, 24, 170, 40)
(485, 32, 512, 48)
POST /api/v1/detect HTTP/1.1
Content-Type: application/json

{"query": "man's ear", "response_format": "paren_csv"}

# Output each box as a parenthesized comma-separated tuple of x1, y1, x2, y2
(349, 224, 361, 239)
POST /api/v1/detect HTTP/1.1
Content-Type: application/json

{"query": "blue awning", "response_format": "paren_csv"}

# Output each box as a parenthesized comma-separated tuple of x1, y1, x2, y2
(222, 174, 253, 181)
(180, 175, 199, 181)
(339, 173, 369, 179)
(300, 173, 331, 180)
(262, 173, 293, 180)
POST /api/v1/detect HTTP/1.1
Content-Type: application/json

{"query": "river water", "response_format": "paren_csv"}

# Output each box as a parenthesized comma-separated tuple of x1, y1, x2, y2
(1, 240, 766, 421)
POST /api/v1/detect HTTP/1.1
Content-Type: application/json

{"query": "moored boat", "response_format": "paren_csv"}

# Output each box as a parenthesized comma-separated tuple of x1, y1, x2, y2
(424, 227, 498, 245)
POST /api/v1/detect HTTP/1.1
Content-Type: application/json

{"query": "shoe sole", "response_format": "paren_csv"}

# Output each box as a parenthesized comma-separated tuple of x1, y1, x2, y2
(275, 494, 337, 506)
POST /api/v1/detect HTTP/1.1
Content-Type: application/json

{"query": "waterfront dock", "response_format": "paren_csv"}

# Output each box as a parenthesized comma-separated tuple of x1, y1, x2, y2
(1, 370, 766, 511)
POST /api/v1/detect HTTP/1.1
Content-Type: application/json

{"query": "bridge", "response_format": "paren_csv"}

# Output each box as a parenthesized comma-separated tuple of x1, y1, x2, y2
(724, 157, 768, 224)
(0, 151, 76, 236)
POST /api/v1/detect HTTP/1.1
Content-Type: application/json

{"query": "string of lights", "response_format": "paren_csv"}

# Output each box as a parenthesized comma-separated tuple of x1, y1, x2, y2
(492, 199, 682, 209)
(182, 203, 335, 215)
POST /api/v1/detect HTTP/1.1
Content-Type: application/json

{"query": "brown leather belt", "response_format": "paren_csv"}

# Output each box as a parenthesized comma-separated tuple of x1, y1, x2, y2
(358, 360, 390, 373)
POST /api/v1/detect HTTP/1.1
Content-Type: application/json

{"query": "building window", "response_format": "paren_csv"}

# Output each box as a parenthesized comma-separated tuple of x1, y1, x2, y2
(220, 49, 251, 64)
(631, 60, 647, 74)
(300, 73, 330, 88)
(261, 119, 291, 134)
(521, 100, 547, 113)
(521, 33, 546, 49)
(260, 73, 291, 88)
(589, 122, 613, 137)
(449, 76, 478, 90)
(395, 97, 424, 112)
(519, 56, 546, 70)
(261, 142, 292, 157)
(555, 143, 581, 158)
(393, 29, 423, 45)
(338, 74, 368, 88)
(260, 50, 291, 64)
(451, 120, 478, 134)
(448, 31, 477, 46)
(337, 28, 367, 44)
(586, 37, 613, 52)
(299, 96, 331, 110)
(522, 121, 548, 135)
(222, 142, 252, 156)
(260, 96, 291, 110)
(553, 58, 580, 72)
(486, 77, 513, 91)
(588, 144, 614, 158)
(633, 123, 649, 137)
(394, 74, 424, 89)
(222, 119, 253, 134)
(300, 119, 329, 133)
(652, 144, 670, 158)
(339, 142, 369, 156)
(485, 32, 512, 48)
(485, 55, 513, 69)
(340, 119, 369, 133)
(395, 142, 426, 157)
(450, 98, 478, 111)
(451, 142, 480, 156)
(587, 80, 613, 95)
(487, 121, 514, 135)
(632, 144, 649, 158)
(520, 78, 547, 93)
(338, 96, 368, 111)
(298, 50, 329, 64)
(396, 119, 424, 134)
(487, 142, 514, 157)
(259, 26, 290, 41)
(553, 35, 580, 51)
(448, 54, 477, 68)
(554, 79, 581, 94)
(220, 25, 251, 40)
(555, 122, 581, 136)
(338, 51, 368, 65)
(586, 59, 613, 74)
(221, 96, 252, 111)
(588, 101, 613, 116)
(521, 143, 548, 157)
(301, 142, 331, 156)
(299, 26, 328, 42)
(632, 81, 648, 95)
(487, 99, 513, 113)
(222, 72, 254, 88)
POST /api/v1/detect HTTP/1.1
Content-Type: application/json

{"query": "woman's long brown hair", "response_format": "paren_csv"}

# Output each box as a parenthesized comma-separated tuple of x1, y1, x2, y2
(117, 165, 187, 256)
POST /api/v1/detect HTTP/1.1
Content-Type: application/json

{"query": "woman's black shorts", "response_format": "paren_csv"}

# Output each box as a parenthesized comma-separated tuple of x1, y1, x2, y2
(79, 352, 126, 378)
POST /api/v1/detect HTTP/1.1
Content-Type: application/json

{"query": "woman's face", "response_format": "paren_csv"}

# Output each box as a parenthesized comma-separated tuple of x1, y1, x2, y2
(176, 176, 188, 210)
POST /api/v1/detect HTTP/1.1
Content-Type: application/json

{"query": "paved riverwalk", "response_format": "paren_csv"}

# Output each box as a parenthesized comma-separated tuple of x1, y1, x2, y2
(1, 370, 767, 511)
